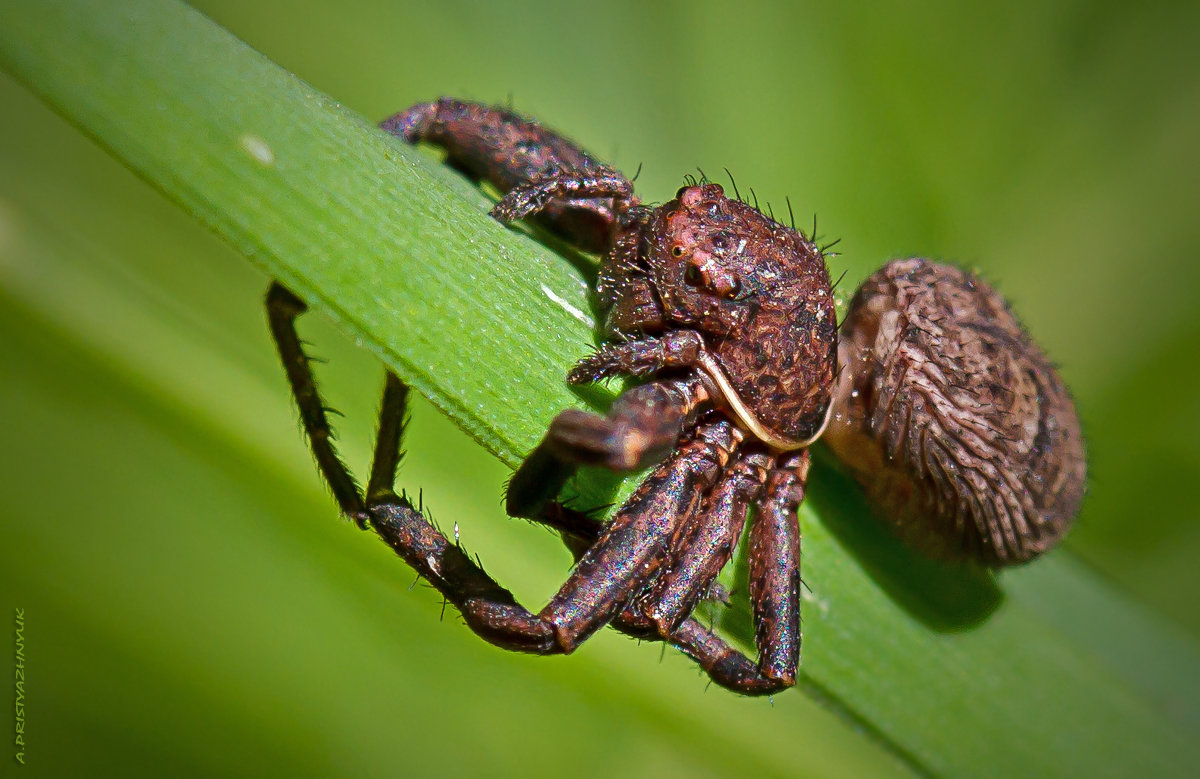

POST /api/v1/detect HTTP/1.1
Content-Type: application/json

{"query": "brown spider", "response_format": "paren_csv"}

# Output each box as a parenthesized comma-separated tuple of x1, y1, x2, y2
(266, 98, 1085, 696)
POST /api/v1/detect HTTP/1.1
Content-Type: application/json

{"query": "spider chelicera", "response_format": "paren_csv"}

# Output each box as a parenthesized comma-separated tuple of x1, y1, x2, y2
(266, 98, 1085, 695)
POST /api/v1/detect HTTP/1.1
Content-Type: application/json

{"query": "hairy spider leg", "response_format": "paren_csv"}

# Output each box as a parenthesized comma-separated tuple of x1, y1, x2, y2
(504, 331, 715, 524)
(565, 331, 708, 384)
(620, 445, 805, 691)
(536, 418, 737, 650)
(548, 374, 709, 470)
(747, 450, 808, 684)
(366, 371, 407, 504)
(532, 416, 800, 694)
(490, 167, 633, 225)
(645, 451, 773, 636)
(266, 283, 368, 525)
(537, 503, 798, 696)
(268, 283, 796, 692)
(518, 417, 801, 695)
(382, 98, 635, 255)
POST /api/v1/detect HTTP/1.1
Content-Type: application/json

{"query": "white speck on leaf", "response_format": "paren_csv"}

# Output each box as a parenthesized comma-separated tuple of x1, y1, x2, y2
(539, 283, 592, 326)
(240, 133, 275, 166)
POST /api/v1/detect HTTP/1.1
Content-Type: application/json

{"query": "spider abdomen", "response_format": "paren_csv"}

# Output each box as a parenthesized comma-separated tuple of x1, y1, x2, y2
(824, 258, 1086, 566)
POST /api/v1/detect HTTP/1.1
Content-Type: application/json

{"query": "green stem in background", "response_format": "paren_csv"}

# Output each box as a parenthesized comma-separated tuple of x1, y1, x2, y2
(1, 1, 1197, 777)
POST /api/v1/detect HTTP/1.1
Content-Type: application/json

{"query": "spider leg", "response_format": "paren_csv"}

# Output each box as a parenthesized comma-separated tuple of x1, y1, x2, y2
(594, 219, 666, 338)
(506, 332, 711, 516)
(506, 375, 710, 518)
(377, 412, 739, 655)
(669, 620, 797, 696)
(533, 466, 802, 697)
(381, 98, 610, 190)
(566, 331, 706, 384)
(490, 166, 633, 225)
(360, 373, 572, 650)
(266, 283, 367, 525)
(538, 419, 740, 651)
(361, 357, 795, 694)
(378, 100, 439, 145)
(747, 450, 809, 685)
(381, 98, 633, 254)
(644, 451, 773, 637)
(548, 373, 710, 469)
(366, 371, 407, 504)
(651, 448, 809, 695)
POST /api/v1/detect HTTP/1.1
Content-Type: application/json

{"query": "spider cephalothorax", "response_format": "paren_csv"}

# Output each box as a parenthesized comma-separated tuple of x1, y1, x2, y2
(266, 97, 1086, 696)
(592, 181, 839, 450)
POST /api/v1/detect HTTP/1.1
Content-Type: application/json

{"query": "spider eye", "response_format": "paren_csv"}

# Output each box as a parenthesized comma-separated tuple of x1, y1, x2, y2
(684, 264, 704, 286)
(671, 245, 684, 257)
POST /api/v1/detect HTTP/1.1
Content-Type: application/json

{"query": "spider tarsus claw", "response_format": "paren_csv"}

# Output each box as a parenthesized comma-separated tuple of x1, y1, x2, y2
(488, 201, 515, 223)
(567, 353, 620, 384)
(379, 101, 437, 144)
(565, 366, 601, 384)
(491, 188, 545, 224)
(348, 510, 372, 531)
(266, 282, 307, 315)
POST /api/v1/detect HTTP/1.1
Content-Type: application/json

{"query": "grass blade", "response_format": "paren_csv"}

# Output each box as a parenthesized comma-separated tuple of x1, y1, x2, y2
(2, 1, 1197, 775)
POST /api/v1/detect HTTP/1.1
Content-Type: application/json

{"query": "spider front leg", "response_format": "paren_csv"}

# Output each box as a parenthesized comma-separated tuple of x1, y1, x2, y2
(506, 373, 712, 519)
(507, 332, 713, 518)
(644, 451, 774, 637)
(528, 426, 807, 695)
(489, 166, 633, 226)
(536, 497, 801, 697)
(670, 620, 798, 696)
(556, 441, 809, 696)
(381, 97, 635, 254)
(748, 450, 809, 684)
(645, 449, 808, 694)
(534, 417, 742, 651)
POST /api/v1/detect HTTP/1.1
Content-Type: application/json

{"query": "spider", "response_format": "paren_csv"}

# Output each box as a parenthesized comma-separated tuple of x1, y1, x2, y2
(266, 97, 1085, 695)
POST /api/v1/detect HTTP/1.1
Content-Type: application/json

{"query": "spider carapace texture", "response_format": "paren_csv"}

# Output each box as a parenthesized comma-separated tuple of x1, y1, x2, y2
(266, 97, 1087, 695)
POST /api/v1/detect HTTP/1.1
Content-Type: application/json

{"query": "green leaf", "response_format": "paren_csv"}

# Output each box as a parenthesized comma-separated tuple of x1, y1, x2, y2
(2, 1, 1197, 776)
(0, 0, 600, 470)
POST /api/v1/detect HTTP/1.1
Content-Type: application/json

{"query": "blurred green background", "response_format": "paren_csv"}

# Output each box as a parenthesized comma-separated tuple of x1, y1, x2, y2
(2, 0, 1198, 776)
